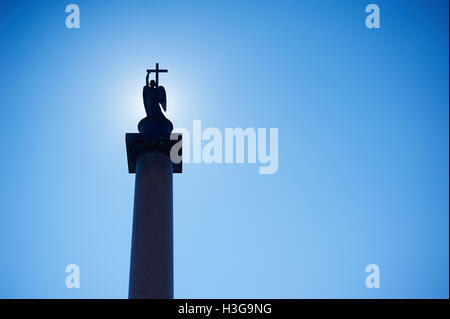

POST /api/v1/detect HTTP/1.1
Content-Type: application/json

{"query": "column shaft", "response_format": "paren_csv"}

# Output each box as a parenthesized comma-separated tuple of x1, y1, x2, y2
(128, 152, 173, 299)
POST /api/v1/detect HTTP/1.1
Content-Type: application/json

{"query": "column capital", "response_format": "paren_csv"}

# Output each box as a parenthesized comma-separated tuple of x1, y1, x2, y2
(125, 133, 182, 174)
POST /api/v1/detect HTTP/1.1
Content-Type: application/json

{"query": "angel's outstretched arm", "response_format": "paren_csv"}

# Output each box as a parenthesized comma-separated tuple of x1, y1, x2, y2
(146, 71, 150, 87)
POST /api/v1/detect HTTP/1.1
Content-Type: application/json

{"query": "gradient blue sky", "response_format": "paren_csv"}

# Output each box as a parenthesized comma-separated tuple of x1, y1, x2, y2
(0, 0, 448, 298)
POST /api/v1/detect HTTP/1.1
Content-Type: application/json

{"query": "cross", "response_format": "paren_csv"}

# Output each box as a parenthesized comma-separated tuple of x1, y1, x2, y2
(147, 63, 168, 87)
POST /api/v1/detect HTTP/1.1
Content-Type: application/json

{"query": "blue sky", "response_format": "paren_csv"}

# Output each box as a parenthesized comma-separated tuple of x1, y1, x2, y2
(0, 0, 448, 298)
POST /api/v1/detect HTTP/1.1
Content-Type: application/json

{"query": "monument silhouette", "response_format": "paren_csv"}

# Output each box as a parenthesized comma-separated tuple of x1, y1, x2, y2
(125, 63, 182, 299)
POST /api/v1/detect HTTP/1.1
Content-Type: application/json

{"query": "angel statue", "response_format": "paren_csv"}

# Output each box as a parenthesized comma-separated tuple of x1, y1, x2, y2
(143, 66, 167, 118)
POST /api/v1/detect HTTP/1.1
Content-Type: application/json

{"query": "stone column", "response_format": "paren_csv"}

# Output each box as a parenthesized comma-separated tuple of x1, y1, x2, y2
(126, 116, 181, 299)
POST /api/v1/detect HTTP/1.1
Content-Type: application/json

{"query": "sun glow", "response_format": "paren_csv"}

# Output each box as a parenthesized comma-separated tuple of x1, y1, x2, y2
(113, 69, 198, 135)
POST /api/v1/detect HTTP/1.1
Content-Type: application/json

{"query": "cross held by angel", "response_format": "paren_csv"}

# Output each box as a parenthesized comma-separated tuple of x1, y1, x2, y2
(143, 63, 167, 118)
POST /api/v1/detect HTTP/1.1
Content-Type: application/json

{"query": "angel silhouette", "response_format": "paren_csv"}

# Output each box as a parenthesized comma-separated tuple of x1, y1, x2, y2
(143, 69, 167, 118)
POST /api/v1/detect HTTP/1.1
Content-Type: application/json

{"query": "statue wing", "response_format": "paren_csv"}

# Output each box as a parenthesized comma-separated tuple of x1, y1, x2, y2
(158, 86, 167, 112)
